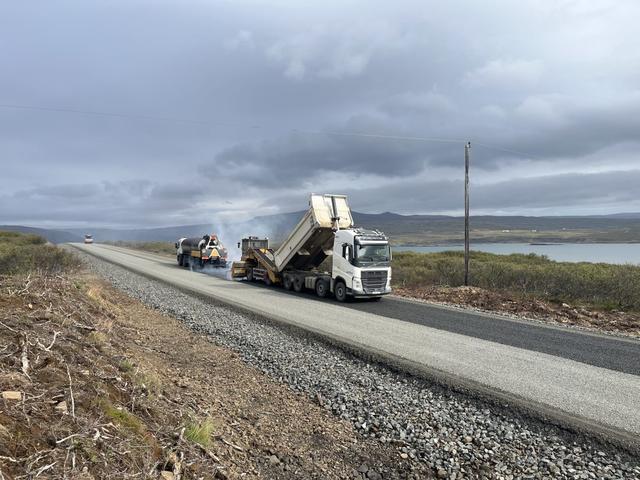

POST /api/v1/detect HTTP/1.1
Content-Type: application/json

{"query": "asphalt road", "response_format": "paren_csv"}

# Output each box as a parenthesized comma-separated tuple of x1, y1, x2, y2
(343, 297, 640, 375)
(72, 243, 640, 447)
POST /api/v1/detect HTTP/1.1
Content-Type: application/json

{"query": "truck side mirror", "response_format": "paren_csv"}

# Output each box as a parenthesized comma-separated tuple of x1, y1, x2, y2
(237, 242, 241, 249)
(174, 242, 178, 249)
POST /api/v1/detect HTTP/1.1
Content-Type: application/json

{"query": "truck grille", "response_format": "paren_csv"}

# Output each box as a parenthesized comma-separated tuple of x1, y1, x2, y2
(361, 270, 388, 292)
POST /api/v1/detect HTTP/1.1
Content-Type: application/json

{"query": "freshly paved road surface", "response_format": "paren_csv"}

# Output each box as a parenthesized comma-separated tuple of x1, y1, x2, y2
(73, 243, 640, 445)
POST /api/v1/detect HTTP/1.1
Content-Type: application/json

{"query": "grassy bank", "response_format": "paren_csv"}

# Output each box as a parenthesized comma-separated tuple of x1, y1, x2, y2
(105, 240, 176, 256)
(392, 251, 640, 311)
(0, 230, 79, 274)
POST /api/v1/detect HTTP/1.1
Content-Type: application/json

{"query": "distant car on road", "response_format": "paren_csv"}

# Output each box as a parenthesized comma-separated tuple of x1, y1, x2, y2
(84, 234, 94, 244)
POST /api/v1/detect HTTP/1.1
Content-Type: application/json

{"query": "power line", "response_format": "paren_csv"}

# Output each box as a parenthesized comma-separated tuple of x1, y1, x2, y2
(0, 102, 541, 159)
(472, 140, 542, 160)
(293, 128, 464, 145)
(0, 102, 260, 129)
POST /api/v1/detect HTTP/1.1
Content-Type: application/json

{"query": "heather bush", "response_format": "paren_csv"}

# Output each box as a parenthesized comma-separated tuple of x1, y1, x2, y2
(392, 251, 640, 310)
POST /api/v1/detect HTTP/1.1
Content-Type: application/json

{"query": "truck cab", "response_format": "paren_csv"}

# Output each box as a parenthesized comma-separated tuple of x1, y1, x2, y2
(332, 228, 392, 299)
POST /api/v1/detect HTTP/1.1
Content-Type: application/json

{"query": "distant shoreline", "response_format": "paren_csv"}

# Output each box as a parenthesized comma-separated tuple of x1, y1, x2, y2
(393, 240, 640, 247)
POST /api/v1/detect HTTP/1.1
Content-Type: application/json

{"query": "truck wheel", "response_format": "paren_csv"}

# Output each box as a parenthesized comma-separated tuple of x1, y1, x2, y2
(315, 279, 329, 298)
(177, 254, 183, 266)
(283, 275, 293, 290)
(334, 281, 347, 302)
(247, 269, 254, 282)
(264, 275, 272, 286)
(293, 277, 304, 292)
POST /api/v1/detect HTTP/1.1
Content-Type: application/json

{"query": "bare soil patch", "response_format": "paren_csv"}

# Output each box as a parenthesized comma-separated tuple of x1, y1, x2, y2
(0, 273, 429, 479)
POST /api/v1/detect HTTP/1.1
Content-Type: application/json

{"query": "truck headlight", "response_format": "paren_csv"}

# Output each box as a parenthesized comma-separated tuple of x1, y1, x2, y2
(353, 277, 362, 291)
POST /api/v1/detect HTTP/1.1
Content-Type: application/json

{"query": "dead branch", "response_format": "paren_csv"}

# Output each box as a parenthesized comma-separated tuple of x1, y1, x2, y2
(56, 433, 84, 445)
(34, 461, 56, 478)
(196, 444, 221, 463)
(21, 335, 31, 380)
(72, 322, 96, 331)
(24, 450, 54, 472)
(44, 331, 61, 351)
(66, 364, 76, 419)
(0, 320, 17, 333)
(18, 274, 32, 295)
(218, 437, 243, 452)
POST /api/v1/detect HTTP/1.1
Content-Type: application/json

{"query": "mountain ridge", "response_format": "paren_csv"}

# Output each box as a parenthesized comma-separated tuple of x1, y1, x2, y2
(2, 211, 640, 244)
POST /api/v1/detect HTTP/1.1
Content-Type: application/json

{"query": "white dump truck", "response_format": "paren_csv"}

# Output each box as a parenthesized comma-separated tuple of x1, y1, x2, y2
(231, 194, 392, 301)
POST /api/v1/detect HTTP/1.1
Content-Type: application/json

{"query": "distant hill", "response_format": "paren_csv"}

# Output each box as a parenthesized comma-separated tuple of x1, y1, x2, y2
(4, 211, 640, 245)
(0, 225, 82, 244)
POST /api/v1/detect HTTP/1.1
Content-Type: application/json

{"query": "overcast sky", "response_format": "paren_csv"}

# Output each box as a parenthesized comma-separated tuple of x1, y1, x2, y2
(1, 0, 639, 228)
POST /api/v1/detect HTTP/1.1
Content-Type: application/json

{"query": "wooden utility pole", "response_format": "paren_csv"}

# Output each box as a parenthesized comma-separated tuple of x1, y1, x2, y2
(464, 142, 471, 286)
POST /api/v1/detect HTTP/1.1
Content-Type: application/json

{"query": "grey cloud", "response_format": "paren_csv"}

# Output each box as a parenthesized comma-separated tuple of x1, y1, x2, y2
(1, 0, 639, 226)
(207, 124, 434, 187)
(343, 170, 640, 214)
(462, 59, 544, 89)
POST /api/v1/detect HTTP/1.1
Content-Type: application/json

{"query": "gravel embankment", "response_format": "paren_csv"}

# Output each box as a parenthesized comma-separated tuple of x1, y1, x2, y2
(78, 252, 640, 480)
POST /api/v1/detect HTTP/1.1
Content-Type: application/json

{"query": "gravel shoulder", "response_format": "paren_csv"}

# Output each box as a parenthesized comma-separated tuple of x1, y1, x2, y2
(71, 248, 640, 480)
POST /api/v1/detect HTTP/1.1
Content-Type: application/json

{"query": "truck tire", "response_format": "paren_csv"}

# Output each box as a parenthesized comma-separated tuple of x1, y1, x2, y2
(177, 254, 183, 266)
(247, 269, 254, 282)
(293, 276, 304, 292)
(264, 274, 272, 286)
(315, 279, 329, 298)
(283, 275, 293, 290)
(334, 280, 347, 302)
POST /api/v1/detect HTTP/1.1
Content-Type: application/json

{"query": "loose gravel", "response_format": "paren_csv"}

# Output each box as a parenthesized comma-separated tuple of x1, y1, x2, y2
(78, 252, 640, 480)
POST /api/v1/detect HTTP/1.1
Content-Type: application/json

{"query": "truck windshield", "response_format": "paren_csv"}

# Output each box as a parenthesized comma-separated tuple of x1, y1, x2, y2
(354, 243, 390, 266)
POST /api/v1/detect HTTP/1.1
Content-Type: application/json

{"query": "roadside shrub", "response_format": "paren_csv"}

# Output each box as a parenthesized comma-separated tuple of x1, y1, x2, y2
(392, 250, 640, 310)
(0, 231, 80, 275)
(106, 241, 175, 256)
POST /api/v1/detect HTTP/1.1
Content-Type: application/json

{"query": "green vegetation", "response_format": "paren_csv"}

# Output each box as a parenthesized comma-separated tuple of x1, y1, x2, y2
(100, 399, 146, 436)
(392, 251, 640, 310)
(0, 230, 80, 275)
(106, 240, 176, 256)
(184, 418, 216, 447)
(119, 359, 135, 373)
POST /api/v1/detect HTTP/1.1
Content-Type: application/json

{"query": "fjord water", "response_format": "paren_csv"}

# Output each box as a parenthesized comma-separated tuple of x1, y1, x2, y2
(393, 243, 640, 265)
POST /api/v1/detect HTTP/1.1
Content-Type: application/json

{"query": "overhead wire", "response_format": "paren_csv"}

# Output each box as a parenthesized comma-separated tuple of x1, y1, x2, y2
(0, 102, 540, 159)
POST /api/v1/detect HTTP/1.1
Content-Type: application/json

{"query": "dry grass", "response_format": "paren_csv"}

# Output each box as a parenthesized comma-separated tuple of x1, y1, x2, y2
(0, 272, 429, 479)
(185, 418, 216, 448)
(0, 274, 216, 478)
